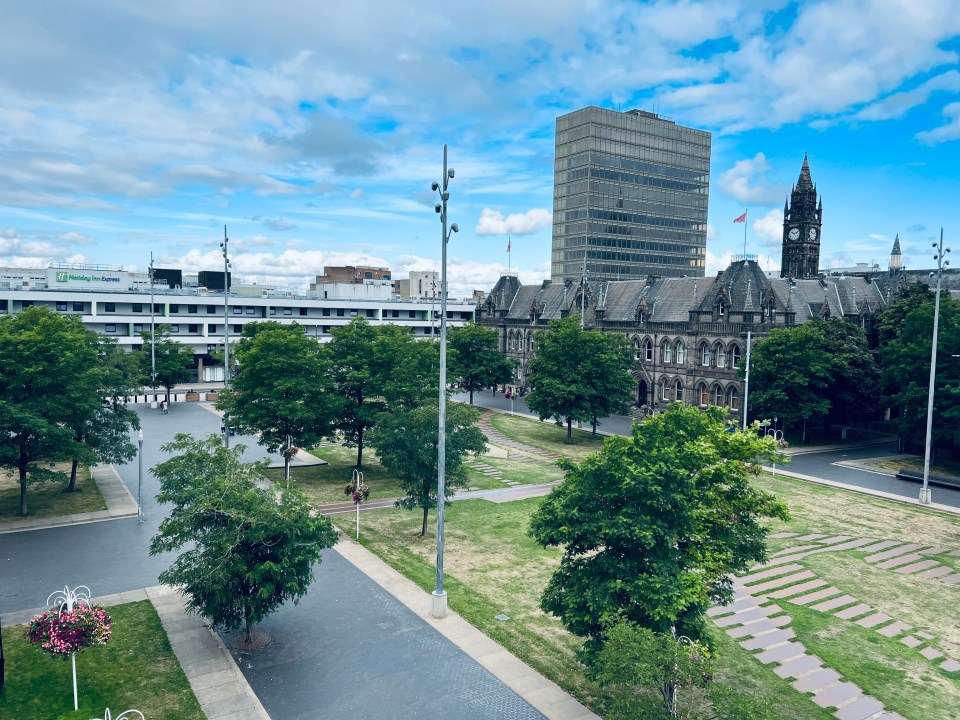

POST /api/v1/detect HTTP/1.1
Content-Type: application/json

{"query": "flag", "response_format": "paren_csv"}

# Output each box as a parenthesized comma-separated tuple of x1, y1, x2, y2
(733, 211, 747, 223)
(507, 239, 511, 252)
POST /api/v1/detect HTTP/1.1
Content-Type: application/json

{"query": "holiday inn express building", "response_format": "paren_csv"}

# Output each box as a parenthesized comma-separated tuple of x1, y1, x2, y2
(0, 263, 475, 382)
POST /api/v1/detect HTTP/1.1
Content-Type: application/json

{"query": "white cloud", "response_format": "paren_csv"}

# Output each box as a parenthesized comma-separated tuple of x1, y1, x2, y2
(59, 231, 96, 245)
(261, 217, 297, 231)
(475, 208, 551, 236)
(719, 153, 785, 204)
(854, 70, 960, 122)
(916, 102, 960, 144)
(752, 209, 783, 246)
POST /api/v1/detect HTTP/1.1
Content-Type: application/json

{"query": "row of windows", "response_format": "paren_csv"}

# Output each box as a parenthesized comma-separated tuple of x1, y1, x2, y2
(636, 338, 742, 368)
(106, 321, 444, 336)
(658, 380, 740, 411)
(43, 302, 463, 320)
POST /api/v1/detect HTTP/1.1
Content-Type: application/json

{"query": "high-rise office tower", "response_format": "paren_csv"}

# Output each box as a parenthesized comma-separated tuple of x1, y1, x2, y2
(550, 106, 711, 283)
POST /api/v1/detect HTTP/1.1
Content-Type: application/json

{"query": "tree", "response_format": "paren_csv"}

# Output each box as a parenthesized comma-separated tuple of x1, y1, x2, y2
(745, 319, 878, 442)
(448, 324, 514, 404)
(149, 434, 337, 643)
(137, 325, 193, 402)
(0, 308, 101, 514)
(217, 322, 340, 484)
(879, 295, 960, 449)
(526, 317, 634, 441)
(368, 402, 486, 536)
(876, 282, 934, 345)
(529, 404, 787, 660)
(329, 319, 438, 466)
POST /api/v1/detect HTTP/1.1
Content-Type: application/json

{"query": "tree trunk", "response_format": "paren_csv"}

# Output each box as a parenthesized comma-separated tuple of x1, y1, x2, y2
(591, 418, 597, 435)
(18, 454, 28, 516)
(469, 388, 474, 404)
(244, 602, 253, 643)
(66, 458, 79, 492)
(421, 506, 429, 537)
(356, 428, 364, 468)
(284, 454, 291, 489)
(802, 420, 808, 445)
(566, 417, 573, 443)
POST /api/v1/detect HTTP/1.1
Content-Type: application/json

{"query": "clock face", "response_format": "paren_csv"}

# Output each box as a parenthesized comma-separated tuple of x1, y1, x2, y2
(788, 228, 800, 241)
(809, 227, 818, 240)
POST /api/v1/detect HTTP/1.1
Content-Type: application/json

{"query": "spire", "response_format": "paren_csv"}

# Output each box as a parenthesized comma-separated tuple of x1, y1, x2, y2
(889, 234, 903, 271)
(796, 153, 813, 191)
(891, 234, 902, 255)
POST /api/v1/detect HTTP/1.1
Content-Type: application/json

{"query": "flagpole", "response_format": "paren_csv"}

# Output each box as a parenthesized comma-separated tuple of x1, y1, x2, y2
(508, 236, 511, 275)
(743, 210, 748, 256)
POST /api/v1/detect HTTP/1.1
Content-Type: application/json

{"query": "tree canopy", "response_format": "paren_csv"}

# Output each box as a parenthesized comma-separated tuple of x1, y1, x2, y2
(745, 318, 878, 441)
(526, 317, 634, 441)
(149, 434, 337, 643)
(448, 324, 514, 404)
(137, 325, 193, 400)
(0, 307, 139, 514)
(217, 322, 340, 482)
(368, 401, 486, 536)
(529, 404, 787, 659)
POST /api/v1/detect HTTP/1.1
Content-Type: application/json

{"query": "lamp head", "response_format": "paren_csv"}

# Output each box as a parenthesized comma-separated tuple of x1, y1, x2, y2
(441, 191, 449, 201)
(451, 223, 459, 233)
(448, 168, 455, 179)
(435, 203, 442, 214)
(431, 181, 439, 191)
(138, 429, 144, 442)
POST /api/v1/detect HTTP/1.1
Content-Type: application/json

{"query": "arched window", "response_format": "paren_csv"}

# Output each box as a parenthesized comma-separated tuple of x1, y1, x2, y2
(728, 386, 740, 411)
(675, 340, 685, 364)
(713, 385, 724, 407)
(731, 345, 742, 368)
(717, 300, 726, 318)
(700, 343, 711, 367)
(633, 337, 642, 360)
(644, 339, 653, 362)
(660, 378, 671, 402)
(510, 331, 517, 350)
(714, 342, 726, 368)
(662, 340, 672, 363)
(698, 383, 709, 406)
(674, 380, 684, 403)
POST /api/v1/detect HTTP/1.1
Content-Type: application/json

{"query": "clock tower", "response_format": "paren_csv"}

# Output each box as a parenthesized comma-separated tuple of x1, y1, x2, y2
(781, 154, 823, 279)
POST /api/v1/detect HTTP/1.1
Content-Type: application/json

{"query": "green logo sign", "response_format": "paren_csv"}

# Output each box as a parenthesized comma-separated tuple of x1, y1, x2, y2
(56, 271, 68, 282)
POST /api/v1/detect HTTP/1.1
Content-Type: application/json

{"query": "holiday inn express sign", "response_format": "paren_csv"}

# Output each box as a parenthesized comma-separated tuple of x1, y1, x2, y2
(48, 268, 128, 289)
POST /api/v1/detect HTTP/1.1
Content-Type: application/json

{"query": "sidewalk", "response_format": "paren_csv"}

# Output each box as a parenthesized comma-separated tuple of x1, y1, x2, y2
(0, 464, 138, 535)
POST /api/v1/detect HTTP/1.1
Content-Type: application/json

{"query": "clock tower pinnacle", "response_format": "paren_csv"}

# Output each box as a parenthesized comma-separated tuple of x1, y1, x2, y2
(781, 153, 823, 279)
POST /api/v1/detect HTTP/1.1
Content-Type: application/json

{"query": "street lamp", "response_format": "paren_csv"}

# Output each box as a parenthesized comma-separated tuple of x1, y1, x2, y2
(137, 429, 144, 523)
(220, 227, 232, 449)
(149, 253, 156, 401)
(920, 229, 951, 505)
(431, 144, 458, 619)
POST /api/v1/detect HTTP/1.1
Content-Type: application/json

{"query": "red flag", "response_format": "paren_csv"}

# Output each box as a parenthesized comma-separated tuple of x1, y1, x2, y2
(507, 239, 511, 252)
(733, 211, 747, 223)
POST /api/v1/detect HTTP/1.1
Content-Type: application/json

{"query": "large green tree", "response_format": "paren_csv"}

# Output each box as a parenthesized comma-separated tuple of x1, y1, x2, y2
(529, 404, 787, 659)
(149, 434, 337, 643)
(448, 324, 514, 404)
(745, 319, 878, 442)
(368, 402, 486, 536)
(217, 322, 340, 484)
(329, 319, 438, 466)
(879, 293, 960, 449)
(526, 317, 634, 441)
(137, 325, 194, 402)
(0, 307, 125, 514)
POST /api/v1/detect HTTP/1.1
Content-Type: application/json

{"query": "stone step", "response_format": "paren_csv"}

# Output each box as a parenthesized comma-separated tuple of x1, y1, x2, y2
(766, 579, 828, 600)
(793, 667, 841, 693)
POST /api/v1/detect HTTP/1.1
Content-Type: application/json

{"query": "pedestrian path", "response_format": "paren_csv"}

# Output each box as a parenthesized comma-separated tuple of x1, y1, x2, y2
(710, 531, 960, 720)
(476, 410, 562, 462)
(0, 463, 138, 535)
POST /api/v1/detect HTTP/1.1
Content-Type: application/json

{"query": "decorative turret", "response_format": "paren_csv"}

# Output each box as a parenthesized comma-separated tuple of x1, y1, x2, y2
(889, 234, 903, 271)
(781, 154, 823, 279)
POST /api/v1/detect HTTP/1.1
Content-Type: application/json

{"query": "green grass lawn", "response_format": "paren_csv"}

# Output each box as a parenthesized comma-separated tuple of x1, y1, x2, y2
(489, 414, 607, 460)
(0, 465, 106, 522)
(465, 455, 566, 486)
(0, 600, 204, 720)
(864, 455, 960, 478)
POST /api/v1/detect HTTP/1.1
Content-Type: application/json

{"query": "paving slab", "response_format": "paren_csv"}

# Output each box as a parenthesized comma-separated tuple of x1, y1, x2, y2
(827, 538, 879, 552)
(812, 681, 861, 708)
(727, 618, 779, 639)
(734, 564, 805, 586)
(740, 628, 796, 651)
(919, 566, 953, 579)
(809, 594, 858, 613)
(874, 714, 906, 720)
(875, 552, 924, 570)
(817, 535, 855, 545)
(835, 696, 884, 720)
(745, 570, 815, 594)
(855, 612, 892, 629)
(895, 559, 940, 574)
(877, 621, 912, 638)
(940, 573, 960, 584)
(856, 540, 903, 553)
(794, 533, 829, 542)
(920, 646, 944, 660)
(772, 544, 822, 556)
(713, 606, 778, 627)
(916, 631, 933, 640)
(769, 532, 801, 539)
(755, 642, 805, 664)
(919, 545, 951, 555)
(789, 587, 840, 606)
(835, 603, 872, 620)
(773, 654, 821, 679)
(766, 579, 828, 599)
(940, 659, 960, 672)
(900, 635, 923, 648)
(864, 544, 924, 563)
(793, 667, 841, 693)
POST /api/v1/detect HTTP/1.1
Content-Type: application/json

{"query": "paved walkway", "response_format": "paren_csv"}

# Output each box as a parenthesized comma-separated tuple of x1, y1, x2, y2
(0, 463, 138, 535)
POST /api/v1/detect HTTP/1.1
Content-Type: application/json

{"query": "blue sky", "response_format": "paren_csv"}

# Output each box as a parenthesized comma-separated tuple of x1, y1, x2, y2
(1, 1, 958, 296)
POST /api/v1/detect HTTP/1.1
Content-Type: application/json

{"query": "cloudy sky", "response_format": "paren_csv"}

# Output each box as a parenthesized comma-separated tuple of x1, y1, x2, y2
(1, 1, 958, 296)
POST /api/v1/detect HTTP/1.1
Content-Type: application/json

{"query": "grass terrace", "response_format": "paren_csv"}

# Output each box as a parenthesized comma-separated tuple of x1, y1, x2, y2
(0, 464, 105, 522)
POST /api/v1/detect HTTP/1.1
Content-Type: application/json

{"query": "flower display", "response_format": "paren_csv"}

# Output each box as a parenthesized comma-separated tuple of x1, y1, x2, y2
(26, 605, 112, 658)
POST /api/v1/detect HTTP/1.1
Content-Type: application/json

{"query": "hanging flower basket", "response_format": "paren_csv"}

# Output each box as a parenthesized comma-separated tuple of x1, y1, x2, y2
(26, 605, 112, 658)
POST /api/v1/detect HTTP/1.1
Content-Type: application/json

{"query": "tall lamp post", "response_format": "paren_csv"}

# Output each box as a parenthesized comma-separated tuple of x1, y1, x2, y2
(149, 253, 156, 400)
(431, 144, 458, 619)
(137, 429, 144, 522)
(920, 229, 950, 505)
(220, 227, 232, 449)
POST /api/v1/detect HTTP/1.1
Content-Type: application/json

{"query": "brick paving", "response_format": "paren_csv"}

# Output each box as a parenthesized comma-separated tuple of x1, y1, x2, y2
(712, 530, 960, 720)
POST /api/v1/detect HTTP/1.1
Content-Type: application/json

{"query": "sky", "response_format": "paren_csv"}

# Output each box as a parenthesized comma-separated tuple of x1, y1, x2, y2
(1, 1, 959, 297)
